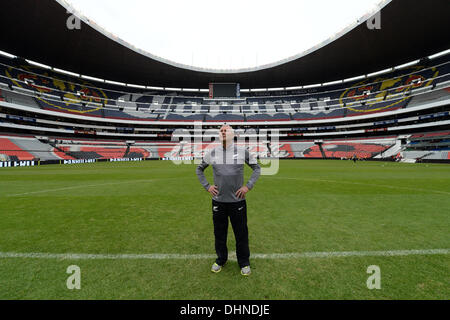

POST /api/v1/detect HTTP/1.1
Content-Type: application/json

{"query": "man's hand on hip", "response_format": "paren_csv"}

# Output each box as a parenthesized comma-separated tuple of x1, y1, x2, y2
(235, 186, 249, 199)
(208, 185, 219, 197)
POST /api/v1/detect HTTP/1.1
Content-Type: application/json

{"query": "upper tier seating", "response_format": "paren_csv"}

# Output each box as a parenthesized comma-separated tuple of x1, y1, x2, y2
(0, 54, 449, 122)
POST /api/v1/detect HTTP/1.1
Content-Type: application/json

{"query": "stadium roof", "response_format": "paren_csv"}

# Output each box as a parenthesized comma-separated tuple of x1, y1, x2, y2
(2, 0, 450, 89)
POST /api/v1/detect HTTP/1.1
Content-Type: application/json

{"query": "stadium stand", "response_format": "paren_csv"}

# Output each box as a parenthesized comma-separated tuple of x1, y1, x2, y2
(0, 137, 35, 161)
(302, 142, 393, 159)
(402, 131, 450, 161)
(0, 13, 448, 164)
(0, 133, 428, 161)
(0, 53, 448, 123)
(53, 145, 150, 160)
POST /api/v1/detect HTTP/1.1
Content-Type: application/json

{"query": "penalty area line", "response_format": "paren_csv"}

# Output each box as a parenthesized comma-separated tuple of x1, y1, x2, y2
(0, 249, 448, 260)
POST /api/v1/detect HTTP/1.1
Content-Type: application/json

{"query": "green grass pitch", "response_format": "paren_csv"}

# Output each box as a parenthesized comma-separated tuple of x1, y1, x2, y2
(0, 159, 449, 299)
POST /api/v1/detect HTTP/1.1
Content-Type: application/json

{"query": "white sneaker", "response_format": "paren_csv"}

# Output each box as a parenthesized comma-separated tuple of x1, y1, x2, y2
(211, 262, 223, 273)
(240, 266, 251, 276)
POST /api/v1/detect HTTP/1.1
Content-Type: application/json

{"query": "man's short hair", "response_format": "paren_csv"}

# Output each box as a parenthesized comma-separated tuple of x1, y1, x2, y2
(220, 124, 234, 133)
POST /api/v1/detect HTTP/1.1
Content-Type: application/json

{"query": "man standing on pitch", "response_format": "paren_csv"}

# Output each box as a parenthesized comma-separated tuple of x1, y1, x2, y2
(196, 125, 261, 276)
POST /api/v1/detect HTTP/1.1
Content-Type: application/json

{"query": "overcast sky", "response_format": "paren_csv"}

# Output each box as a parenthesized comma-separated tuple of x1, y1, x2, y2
(67, 0, 384, 70)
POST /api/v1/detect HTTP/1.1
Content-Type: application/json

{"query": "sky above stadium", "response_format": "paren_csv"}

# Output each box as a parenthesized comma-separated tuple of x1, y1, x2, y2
(67, 0, 384, 70)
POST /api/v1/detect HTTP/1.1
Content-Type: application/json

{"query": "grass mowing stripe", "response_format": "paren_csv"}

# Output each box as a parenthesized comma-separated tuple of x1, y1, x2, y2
(0, 249, 448, 260)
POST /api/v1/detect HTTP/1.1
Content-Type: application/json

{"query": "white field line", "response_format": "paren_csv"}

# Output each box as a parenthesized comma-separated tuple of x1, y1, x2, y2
(4, 179, 164, 197)
(268, 177, 450, 196)
(0, 249, 448, 260)
(5, 181, 145, 197)
(3, 177, 190, 197)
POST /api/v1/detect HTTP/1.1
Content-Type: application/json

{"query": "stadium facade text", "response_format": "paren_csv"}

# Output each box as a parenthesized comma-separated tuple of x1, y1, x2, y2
(162, 156, 194, 161)
(109, 158, 143, 162)
(0, 161, 35, 168)
(63, 159, 96, 165)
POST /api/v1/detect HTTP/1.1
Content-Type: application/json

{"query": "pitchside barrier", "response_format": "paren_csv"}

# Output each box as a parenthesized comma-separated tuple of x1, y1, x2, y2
(1, 157, 449, 168)
(0, 157, 157, 168)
